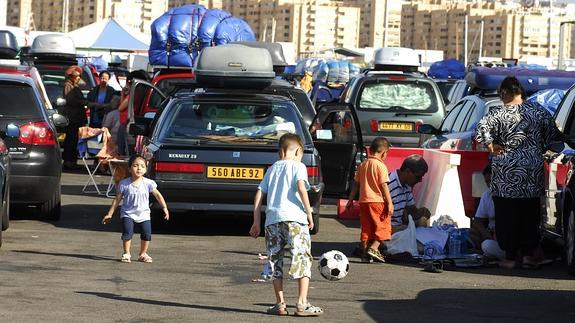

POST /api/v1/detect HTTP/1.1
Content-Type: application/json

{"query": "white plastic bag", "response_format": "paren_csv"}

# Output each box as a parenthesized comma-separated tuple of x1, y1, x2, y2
(386, 215, 418, 256)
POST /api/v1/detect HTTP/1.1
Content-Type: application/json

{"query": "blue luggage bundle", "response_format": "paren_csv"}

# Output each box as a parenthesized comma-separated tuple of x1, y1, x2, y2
(428, 59, 465, 79)
(149, 4, 255, 68)
(526, 89, 565, 115)
(466, 67, 575, 93)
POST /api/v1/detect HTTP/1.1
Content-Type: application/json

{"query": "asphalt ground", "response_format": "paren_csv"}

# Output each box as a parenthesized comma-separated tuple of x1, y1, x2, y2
(0, 171, 574, 322)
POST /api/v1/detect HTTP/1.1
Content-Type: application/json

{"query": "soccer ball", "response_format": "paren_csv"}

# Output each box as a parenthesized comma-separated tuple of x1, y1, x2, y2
(318, 250, 349, 281)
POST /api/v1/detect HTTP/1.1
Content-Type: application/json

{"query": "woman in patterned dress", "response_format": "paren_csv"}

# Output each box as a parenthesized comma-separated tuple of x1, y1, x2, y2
(475, 76, 569, 269)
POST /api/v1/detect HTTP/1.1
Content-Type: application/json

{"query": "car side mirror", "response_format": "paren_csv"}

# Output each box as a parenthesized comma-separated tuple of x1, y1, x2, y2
(129, 123, 149, 136)
(52, 113, 69, 128)
(56, 97, 66, 107)
(418, 124, 443, 135)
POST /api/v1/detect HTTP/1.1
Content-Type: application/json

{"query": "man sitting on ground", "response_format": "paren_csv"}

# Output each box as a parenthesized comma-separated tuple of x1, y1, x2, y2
(389, 154, 431, 233)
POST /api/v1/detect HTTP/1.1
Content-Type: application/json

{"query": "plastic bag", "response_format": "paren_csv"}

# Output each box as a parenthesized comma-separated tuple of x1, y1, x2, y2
(386, 215, 418, 256)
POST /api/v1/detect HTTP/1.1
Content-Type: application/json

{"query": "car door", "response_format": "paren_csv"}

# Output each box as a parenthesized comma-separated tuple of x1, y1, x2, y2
(127, 80, 166, 153)
(310, 103, 364, 197)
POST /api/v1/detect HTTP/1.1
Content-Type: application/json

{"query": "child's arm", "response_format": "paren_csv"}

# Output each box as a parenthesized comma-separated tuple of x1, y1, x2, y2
(297, 179, 314, 231)
(250, 189, 264, 238)
(381, 182, 394, 219)
(346, 181, 359, 210)
(102, 193, 123, 224)
(151, 189, 170, 220)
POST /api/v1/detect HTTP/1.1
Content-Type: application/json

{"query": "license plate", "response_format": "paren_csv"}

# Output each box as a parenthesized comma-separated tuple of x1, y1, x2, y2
(207, 166, 264, 180)
(378, 122, 413, 131)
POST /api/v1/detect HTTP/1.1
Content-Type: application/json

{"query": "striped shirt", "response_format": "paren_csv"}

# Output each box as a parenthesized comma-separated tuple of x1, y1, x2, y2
(388, 170, 415, 226)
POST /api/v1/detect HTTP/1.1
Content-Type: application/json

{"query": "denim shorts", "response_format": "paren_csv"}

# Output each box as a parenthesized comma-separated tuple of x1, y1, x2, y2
(264, 221, 312, 280)
(121, 217, 152, 241)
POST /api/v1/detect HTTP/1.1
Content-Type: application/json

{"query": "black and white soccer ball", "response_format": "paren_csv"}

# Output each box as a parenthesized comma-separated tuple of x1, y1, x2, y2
(318, 250, 349, 281)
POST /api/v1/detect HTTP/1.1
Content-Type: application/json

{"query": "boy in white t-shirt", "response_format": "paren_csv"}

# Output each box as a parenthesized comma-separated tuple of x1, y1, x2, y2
(249, 133, 323, 317)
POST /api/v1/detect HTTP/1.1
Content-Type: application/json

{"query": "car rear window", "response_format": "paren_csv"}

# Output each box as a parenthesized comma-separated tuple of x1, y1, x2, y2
(0, 81, 41, 116)
(158, 100, 306, 145)
(358, 80, 438, 112)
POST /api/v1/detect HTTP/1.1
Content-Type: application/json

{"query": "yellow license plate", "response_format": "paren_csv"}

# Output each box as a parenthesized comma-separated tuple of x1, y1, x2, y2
(378, 122, 413, 131)
(207, 166, 264, 180)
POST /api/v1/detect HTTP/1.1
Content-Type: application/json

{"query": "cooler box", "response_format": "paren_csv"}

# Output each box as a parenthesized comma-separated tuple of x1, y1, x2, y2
(337, 199, 360, 220)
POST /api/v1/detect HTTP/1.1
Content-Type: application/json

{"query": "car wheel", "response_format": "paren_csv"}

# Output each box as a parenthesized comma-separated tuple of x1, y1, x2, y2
(0, 223, 3, 248)
(566, 209, 575, 275)
(2, 183, 10, 231)
(310, 212, 320, 235)
(40, 185, 61, 221)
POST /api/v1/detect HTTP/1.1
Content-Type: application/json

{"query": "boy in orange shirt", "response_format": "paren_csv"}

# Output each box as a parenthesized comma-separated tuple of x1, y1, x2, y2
(346, 137, 394, 263)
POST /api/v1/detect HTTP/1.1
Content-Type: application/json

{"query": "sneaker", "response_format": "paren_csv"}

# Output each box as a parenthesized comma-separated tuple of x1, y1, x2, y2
(367, 248, 386, 263)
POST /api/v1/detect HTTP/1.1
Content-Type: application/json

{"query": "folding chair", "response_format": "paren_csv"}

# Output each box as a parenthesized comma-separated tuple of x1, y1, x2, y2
(105, 158, 129, 198)
(79, 133, 106, 194)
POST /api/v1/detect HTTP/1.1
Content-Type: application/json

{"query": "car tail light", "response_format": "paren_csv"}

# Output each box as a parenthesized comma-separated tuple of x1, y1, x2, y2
(0, 140, 6, 153)
(414, 121, 422, 133)
(18, 122, 56, 145)
(387, 75, 407, 81)
(370, 119, 379, 132)
(155, 162, 205, 173)
(307, 166, 320, 185)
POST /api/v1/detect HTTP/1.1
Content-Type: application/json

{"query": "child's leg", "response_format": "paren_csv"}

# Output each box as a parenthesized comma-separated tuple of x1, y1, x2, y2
(297, 276, 310, 305)
(121, 217, 135, 255)
(359, 203, 373, 254)
(265, 223, 287, 304)
(139, 220, 152, 256)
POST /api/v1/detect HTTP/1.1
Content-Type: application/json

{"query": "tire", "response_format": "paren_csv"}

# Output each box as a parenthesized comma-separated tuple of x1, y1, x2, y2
(40, 185, 61, 221)
(310, 212, 320, 235)
(0, 224, 3, 249)
(566, 209, 575, 275)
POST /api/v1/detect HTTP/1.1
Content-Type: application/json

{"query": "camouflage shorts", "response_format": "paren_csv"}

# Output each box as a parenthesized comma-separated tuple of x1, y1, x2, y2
(264, 221, 312, 280)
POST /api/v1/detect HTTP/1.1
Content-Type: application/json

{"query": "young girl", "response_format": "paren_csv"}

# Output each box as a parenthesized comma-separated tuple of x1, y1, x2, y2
(102, 154, 169, 263)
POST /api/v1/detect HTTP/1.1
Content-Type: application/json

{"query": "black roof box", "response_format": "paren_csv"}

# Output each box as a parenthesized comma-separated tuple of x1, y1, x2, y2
(0, 30, 19, 59)
(231, 41, 288, 67)
(195, 44, 275, 89)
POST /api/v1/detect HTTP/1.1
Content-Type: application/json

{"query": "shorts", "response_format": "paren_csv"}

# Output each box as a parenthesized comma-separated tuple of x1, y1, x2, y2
(121, 217, 152, 241)
(360, 202, 391, 242)
(265, 221, 312, 280)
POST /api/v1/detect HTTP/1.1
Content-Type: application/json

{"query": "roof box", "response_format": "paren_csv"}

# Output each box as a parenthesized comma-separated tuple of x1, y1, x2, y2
(231, 41, 288, 67)
(0, 30, 19, 59)
(373, 47, 420, 72)
(466, 67, 575, 93)
(195, 44, 275, 89)
(30, 34, 76, 60)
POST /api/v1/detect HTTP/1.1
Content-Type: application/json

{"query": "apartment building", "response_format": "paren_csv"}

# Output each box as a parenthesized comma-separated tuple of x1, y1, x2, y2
(6, 0, 167, 33)
(6, 0, 32, 29)
(401, 0, 574, 62)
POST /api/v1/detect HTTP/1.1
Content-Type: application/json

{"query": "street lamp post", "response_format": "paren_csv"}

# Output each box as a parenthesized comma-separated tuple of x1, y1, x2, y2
(558, 21, 575, 70)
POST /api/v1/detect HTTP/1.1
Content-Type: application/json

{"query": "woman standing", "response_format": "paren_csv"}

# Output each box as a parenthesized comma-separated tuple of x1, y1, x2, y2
(62, 65, 89, 170)
(476, 76, 569, 269)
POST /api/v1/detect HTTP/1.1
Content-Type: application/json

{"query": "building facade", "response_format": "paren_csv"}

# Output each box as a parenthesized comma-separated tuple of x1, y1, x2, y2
(6, 0, 167, 33)
(401, 0, 574, 63)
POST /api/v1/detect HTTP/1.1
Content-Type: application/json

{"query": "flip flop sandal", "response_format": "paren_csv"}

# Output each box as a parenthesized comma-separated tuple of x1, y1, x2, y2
(120, 253, 131, 263)
(266, 303, 289, 316)
(138, 253, 153, 263)
(295, 303, 324, 317)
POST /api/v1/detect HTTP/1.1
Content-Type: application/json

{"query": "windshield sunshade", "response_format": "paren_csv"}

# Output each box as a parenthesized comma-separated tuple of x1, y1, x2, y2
(359, 81, 436, 112)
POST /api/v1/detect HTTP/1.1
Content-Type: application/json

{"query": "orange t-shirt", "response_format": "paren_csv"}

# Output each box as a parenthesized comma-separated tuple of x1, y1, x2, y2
(354, 155, 390, 203)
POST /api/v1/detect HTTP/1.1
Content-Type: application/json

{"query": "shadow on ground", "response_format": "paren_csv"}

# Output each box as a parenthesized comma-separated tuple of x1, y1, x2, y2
(76, 291, 264, 315)
(361, 288, 575, 322)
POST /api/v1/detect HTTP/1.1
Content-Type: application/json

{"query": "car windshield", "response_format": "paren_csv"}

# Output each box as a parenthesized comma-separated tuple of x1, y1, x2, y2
(0, 81, 41, 116)
(358, 80, 438, 112)
(158, 99, 306, 145)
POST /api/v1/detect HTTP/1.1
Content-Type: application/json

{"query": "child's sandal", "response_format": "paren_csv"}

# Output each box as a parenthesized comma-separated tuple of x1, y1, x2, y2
(120, 253, 131, 263)
(138, 253, 153, 263)
(295, 303, 324, 316)
(266, 302, 289, 315)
